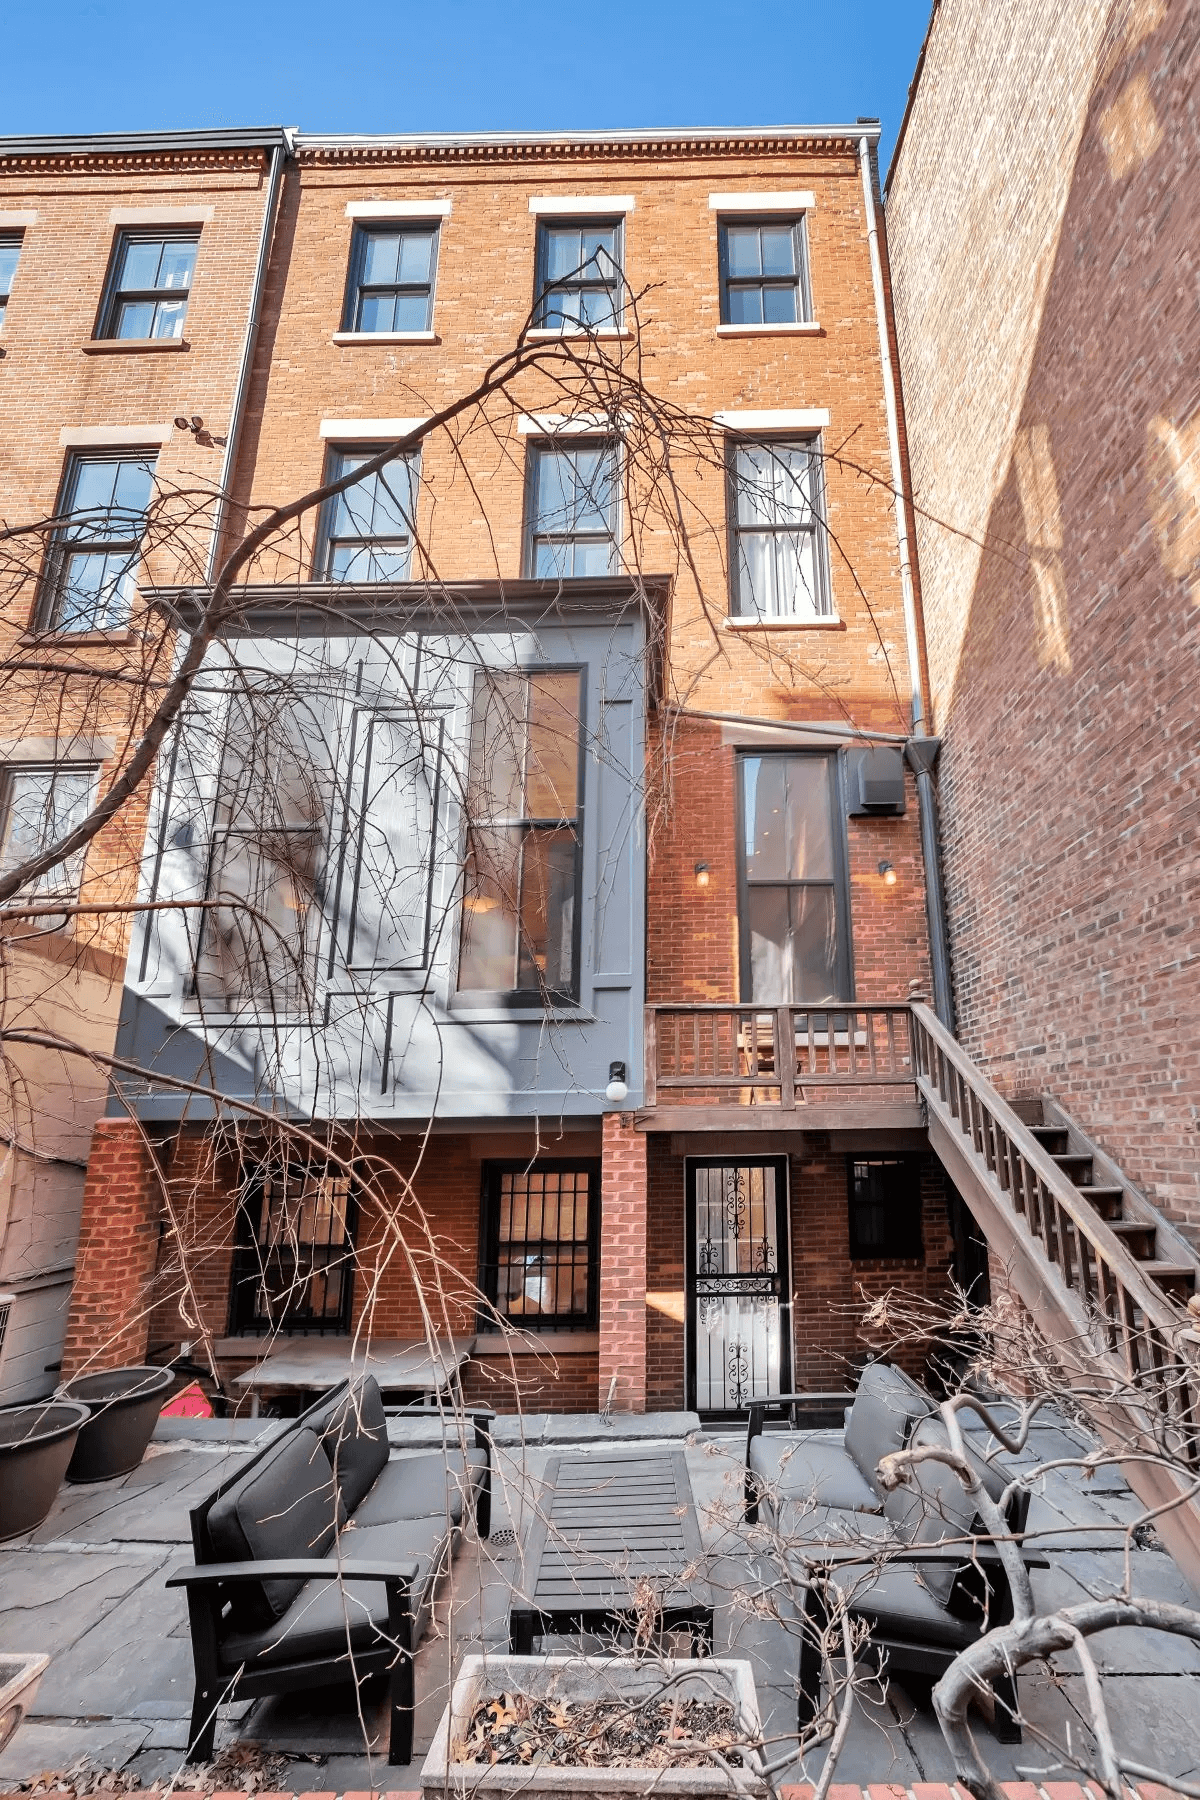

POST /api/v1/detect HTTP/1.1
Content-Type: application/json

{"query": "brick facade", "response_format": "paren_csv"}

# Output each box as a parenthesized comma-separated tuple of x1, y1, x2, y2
(598, 1112, 649, 1413)
(888, 1, 1200, 1234)
(61, 1118, 164, 1378)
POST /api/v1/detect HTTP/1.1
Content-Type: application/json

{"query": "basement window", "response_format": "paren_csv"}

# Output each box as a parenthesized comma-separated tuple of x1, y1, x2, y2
(847, 1156, 925, 1260)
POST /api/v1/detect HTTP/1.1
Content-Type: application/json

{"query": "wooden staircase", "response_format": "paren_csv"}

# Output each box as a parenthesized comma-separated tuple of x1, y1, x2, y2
(910, 1004, 1200, 1586)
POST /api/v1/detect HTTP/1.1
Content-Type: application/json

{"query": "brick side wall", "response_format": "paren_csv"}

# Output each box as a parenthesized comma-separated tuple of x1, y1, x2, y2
(61, 1118, 164, 1378)
(599, 1111, 648, 1412)
(888, 2, 1200, 1234)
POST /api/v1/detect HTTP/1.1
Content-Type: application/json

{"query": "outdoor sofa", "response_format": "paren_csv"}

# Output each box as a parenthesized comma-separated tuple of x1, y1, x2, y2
(744, 1361, 1037, 1741)
(169, 1376, 491, 1766)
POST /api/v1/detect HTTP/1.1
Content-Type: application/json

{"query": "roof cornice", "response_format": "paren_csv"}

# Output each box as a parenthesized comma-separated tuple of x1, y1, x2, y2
(0, 126, 291, 174)
(295, 123, 879, 166)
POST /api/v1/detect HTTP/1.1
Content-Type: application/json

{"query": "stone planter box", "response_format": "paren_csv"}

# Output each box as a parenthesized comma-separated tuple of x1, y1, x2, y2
(421, 1655, 766, 1800)
(0, 1653, 50, 1754)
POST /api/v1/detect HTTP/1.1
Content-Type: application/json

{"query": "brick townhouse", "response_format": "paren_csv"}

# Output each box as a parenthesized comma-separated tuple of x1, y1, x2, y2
(0, 127, 289, 1399)
(886, 0, 1200, 1241)
(14, 120, 976, 1420)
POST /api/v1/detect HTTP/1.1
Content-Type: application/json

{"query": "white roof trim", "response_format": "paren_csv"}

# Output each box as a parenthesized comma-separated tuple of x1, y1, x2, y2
(714, 408, 830, 431)
(517, 412, 624, 436)
(108, 205, 214, 225)
(345, 198, 452, 219)
(528, 194, 635, 216)
(59, 423, 174, 447)
(708, 190, 815, 212)
(318, 417, 430, 439)
(0, 210, 37, 228)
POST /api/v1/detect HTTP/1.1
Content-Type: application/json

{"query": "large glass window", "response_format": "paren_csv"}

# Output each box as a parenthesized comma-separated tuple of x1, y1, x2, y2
(100, 232, 198, 340)
(318, 446, 420, 581)
(0, 765, 98, 900)
(44, 452, 157, 631)
(526, 441, 618, 578)
(534, 219, 622, 331)
(229, 1159, 355, 1335)
(848, 1157, 924, 1260)
(0, 232, 23, 330)
(344, 224, 439, 333)
(194, 687, 334, 1012)
(730, 439, 830, 620)
(718, 217, 811, 325)
(739, 752, 849, 1003)
(457, 669, 583, 1002)
(480, 1162, 599, 1330)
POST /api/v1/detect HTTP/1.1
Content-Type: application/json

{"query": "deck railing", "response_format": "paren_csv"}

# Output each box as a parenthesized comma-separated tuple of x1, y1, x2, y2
(644, 1003, 915, 1109)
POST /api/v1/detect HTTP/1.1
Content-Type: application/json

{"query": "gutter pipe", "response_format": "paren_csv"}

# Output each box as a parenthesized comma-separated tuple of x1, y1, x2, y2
(858, 131, 955, 1029)
(206, 132, 291, 582)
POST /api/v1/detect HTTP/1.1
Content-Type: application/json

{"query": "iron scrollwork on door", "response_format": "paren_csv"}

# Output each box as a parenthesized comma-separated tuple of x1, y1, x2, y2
(690, 1159, 788, 1413)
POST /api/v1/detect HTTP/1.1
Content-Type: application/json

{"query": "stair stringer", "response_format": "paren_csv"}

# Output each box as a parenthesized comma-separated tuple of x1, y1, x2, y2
(911, 1006, 1200, 1589)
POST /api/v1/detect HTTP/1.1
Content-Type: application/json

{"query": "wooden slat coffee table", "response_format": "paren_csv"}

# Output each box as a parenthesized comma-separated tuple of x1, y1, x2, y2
(509, 1450, 713, 1653)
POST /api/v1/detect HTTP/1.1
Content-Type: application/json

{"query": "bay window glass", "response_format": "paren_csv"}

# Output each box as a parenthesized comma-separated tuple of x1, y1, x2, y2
(0, 765, 97, 900)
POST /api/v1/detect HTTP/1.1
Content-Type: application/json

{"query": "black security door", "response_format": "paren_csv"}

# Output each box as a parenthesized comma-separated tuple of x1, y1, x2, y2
(685, 1157, 792, 1415)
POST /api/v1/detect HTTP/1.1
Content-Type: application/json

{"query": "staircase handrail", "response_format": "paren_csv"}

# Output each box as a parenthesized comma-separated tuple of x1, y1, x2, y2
(910, 1003, 1188, 1342)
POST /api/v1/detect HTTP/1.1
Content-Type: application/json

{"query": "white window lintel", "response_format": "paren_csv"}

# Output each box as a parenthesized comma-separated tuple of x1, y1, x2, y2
(528, 194, 635, 216)
(345, 198, 452, 220)
(0, 210, 37, 228)
(517, 412, 626, 436)
(318, 417, 430, 440)
(108, 205, 214, 225)
(708, 191, 815, 213)
(714, 408, 830, 432)
(59, 423, 174, 447)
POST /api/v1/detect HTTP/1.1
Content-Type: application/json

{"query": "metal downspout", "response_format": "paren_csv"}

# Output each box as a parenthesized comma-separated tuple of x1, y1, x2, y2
(858, 132, 955, 1029)
(205, 132, 289, 582)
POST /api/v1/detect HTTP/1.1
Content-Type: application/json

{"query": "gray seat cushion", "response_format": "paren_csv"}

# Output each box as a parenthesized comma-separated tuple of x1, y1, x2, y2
(208, 1427, 344, 1625)
(318, 1378, 390, 1515)
(842, 1362, 933, 1491)
(220, 1514, 448, 1670)
(816, 1560, 990, 1651)
(772, 1500, 904, 1547)
(353, 1448, 487, 1527)
(750, 1436, 881, 1513)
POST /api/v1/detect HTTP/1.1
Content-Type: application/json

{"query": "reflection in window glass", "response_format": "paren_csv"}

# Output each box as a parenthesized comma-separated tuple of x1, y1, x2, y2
(104, 233, 198, 339)
(47, 452, 157, 631)
(0, 766, 97, 899)
(527, 441, 618, 578)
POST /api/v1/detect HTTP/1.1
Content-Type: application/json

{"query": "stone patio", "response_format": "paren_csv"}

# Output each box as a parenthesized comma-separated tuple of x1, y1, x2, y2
(1, 1411, 1199, 1794)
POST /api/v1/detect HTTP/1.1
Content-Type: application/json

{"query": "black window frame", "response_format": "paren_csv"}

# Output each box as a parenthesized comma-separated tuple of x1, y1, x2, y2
(228, 1156, 357, 1337)
(341, 221, 441, 335)
(96, 228, 200, 342)
(478, 1158, 601, 1332)
(523, 436, 621, 580)
(313, 442, 422, 583)
(40, 448, 158, 633)
(847, 1155, 925, 1261)
(717, 214, 812, 326)
(0, 230, 23, 330)
(533, 215, 625, 333)
(454, 663, 587, 1009)
(735, 748, 854, 1004)
(725, 434, 833, 621)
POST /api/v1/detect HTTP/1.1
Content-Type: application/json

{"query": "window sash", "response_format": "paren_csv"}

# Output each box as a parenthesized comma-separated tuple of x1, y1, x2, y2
(0, 233, 21, 326)
(348, 226, 438, 333)
(45, 453, 157, 631)
(526, 441, 619, 579)
(319, 447, 420, 582)
(535, 221, 623, 331)
(480, 1163, 599, 1329)
(719, 218, 810, 325)
(0, 765, 97, 901)
(848, 1157, 924, 1260)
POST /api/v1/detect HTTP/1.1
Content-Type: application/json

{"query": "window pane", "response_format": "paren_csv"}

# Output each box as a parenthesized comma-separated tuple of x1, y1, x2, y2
(362, 232, 400, 286)
(57, 550, 130, 630)
(396, 231, 433, 285)
(571, 536, 616, 576)
(760, 226, 796, 276)
(784, 759, 834, 879)
(119, 239, 163, 290)
(347, 711, 438, 967)
(458, 825, 521, 990)
(770, 526, 819, 617)
(392, 291, 430, 332)
(532, 447, 573, 534)
(115, 299, 155, 339)
(111, 456, 156, 517)
(467, 673, 526, 821)
(516, 827, 576, 992)
(747, 885, 790, 1002)
(725, 226, 762, 277)
(581, 225, 618, 270)
(196, 826, 324, 1008)
(762, 283, 798, 324)
(545, 227, 582, 282)
(578, 287, 616, 327)
(571, 446, 615, 533)
(0, 242, 20, 296)
(790, 885, 840, 1001)
(358, 292, 396, 333)
(152, 297, 188, 339)
(727, 286, 763, 325)
(741, 756, 790, 881)
(0, 767, 95, 896)
(526, 674, 581, 817)
(158, 241, 197, 289)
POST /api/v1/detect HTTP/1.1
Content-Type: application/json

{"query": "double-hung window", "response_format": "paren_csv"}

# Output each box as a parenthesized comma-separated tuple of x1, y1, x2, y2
(318, 446, 420, 581)
(344, 224, 439, 333)
(729, 438, 830, 620)
(194, 687, 333, 1012)
(534, 220, 622, 331)
(479, 1161, 600, 1330)
(526, 440, 618, 578)
(848, 1157, 924, 1260)
(44, 451, 157, 632)
(0, 233, 23, 329)
(718, 217, 811, 324)
(229, 1159, 355, 1334)
(739, 752, 850, 1003)
(100, 232, 198, 340)
(457, 669, 584, 1003)
(0, 765, 98, 901)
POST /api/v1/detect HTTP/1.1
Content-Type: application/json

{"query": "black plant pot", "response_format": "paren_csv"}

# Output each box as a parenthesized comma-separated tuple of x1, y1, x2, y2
(61, 1364, 175, 1482)
(0, 1401, 91, 1540)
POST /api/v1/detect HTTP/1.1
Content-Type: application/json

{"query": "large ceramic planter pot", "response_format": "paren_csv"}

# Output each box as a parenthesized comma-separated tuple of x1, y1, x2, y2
(61, 1364, 174, 1482)
(0, 1653, 50, 1754)
(421, 1655, 766, 1800)
(0, 1402, 90, 1540)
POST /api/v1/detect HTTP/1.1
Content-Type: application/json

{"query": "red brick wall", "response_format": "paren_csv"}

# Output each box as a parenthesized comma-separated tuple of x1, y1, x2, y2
(599, 1111, 648, 1412)
(62, 1119, 164, 1378)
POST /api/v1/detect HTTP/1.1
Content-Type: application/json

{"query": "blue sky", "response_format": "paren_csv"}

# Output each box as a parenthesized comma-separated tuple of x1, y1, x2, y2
(5, 0, 931, 170)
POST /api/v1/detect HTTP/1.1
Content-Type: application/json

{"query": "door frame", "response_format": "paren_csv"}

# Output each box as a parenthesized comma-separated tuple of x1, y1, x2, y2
(683, 1153, 794, 1418)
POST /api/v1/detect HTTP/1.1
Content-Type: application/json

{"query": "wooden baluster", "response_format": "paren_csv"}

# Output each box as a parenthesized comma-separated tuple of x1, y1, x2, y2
(779, 1006, 797, 1109)
(644, 1008, 657, 1107)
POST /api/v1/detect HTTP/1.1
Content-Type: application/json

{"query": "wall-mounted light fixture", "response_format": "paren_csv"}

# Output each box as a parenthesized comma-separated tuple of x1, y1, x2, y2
(694, 862, 710, 888)
(605, 1060, 629, 1104)
(878, 860, 898, 887)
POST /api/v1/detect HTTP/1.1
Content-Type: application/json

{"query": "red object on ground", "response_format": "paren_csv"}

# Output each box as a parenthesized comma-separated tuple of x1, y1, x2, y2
(160, 1379, 213, 1418)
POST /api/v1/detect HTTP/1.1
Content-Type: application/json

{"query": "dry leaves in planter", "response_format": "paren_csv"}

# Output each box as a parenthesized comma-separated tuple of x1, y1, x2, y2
(454, 1691, 747, 1769)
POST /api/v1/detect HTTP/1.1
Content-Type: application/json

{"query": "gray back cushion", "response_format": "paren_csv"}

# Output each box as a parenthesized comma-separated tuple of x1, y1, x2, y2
(843, 1362, 933, 1491)
(319, 1376, 390, 1515)
(881, 1424, 983, 1603)
(209, 1426, 344, 1623)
